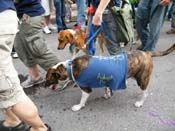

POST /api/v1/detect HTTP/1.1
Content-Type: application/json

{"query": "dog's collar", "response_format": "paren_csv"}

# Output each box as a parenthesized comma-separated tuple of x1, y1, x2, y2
(66, 60, 75, 81)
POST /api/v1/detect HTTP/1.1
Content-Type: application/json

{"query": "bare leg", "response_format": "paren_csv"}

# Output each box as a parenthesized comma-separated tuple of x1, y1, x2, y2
(71, 90, 90, 111)
(44, 15, 51, 26)
(28, 65, 40, 80)
(11, 96, 47, 131)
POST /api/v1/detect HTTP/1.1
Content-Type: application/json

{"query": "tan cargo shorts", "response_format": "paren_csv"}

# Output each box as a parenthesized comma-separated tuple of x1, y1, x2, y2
(0, 10, 27, 109)
(0, 35, 28, 109)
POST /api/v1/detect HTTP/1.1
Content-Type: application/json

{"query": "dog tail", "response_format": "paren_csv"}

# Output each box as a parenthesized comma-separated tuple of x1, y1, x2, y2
(149, 43, 175, 57)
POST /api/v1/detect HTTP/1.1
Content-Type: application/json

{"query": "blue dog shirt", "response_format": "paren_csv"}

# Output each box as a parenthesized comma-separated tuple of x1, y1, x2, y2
(74, 53, 128, 91)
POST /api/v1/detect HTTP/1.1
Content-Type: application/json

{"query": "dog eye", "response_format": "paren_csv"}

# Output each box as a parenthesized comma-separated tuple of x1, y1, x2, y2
(53, 73, 60, 78)
(58, 39, 63, 42)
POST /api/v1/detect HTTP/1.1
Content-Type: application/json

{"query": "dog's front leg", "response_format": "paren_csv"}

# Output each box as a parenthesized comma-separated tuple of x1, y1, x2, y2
(72, 49, 85, 59)
(71, 88, 91, 111)
(135, 90, 148, 107)
(72, 48, 77, 59)
(103, 87, 113, 99)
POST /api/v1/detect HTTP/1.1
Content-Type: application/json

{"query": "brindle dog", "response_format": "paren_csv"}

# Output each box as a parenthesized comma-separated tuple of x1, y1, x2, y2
(45, 43, 175, 111)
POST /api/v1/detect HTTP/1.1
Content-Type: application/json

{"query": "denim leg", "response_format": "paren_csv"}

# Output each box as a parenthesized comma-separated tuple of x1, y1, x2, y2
(168, 0, 174, 19)
(54, 0, 67, 31)
(61, 0, 67, 29)
(171, 3, 175, 28)
(144, 6, 168, 51)
(136, 0, 168, 51)
(76, 0, 86, 24)
(103, 11, 121, 55)
(135, 0, 150, 48)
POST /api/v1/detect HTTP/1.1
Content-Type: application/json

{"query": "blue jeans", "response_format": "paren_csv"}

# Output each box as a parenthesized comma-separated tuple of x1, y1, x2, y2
(135, 0, 168, 51)
(171, 3, 175, 28)
(54, 0, 67, 32)
(167, 0, 175, 19)
(75, 0, 86, 24)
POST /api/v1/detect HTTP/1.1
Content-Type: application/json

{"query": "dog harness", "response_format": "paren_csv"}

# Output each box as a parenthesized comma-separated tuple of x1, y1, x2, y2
(67, 53, 128, 91)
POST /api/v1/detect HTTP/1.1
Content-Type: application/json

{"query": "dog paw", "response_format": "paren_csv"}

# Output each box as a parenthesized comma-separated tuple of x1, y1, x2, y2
(134, 101, 143, 108)
(103, 88, 112, 99)
(71, 104, 83, 111)
(103, 93, 111, 99)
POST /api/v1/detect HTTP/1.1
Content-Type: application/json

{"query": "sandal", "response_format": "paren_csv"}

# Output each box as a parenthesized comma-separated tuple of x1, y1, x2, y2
(27, 123, 52, 131)
(0, 121, 27, 131)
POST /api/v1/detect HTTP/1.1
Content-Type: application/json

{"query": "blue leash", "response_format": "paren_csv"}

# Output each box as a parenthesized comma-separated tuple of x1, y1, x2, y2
(86, 22, 109, 55)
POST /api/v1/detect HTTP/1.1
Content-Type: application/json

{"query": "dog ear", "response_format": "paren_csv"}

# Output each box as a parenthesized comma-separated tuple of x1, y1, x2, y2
(56, 64, 66, 74)
(46, 68, 55, 79)
(66, 33, 74, 42)
(53, 72, 61, 79)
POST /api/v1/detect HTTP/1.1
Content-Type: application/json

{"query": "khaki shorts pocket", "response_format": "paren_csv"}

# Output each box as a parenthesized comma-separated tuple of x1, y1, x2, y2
(0, 74, 15, 100)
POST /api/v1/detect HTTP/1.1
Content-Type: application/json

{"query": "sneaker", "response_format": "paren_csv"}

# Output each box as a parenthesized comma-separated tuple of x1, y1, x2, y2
(43, 26, 51, 34)
(48, 24, 57, 31)
(166, 29, 175, 34)
(21, 75, 45, 88)
(11, 52, 18, 59)
(0, 121, 27, 131)
(45, 124, 52, 131)
(65, 16, 71, 23)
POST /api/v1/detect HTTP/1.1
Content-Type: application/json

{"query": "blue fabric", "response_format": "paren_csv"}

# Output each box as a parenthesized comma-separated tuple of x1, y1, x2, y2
(75, 0, 86, 24)
(135, 0, 168, 51)
(15, 0, 45, 18)
(0, 0, 16, 12)
(91, 0, 100, 9)
(75, 53, 128, 90)
(86, 23, 99, 55)
(171, 2, 175, 28)
(54, 0, 67, 32)
(114, 0, 121, 7)
(86, 22, 109, 55)
(167, 0, 175, 19)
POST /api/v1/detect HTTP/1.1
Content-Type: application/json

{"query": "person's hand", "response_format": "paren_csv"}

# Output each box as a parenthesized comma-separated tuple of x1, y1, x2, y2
(159, 0, 170, 6)
(92, 12, 102, 26)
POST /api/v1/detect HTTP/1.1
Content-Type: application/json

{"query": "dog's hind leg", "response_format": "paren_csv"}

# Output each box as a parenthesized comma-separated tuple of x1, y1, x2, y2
(71, 88, 92, 111)
(134, 90, 148, 107)
(134, 65, 152, 107)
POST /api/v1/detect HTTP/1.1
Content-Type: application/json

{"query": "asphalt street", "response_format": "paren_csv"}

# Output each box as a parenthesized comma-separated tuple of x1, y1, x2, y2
(1, 19, 175, 131)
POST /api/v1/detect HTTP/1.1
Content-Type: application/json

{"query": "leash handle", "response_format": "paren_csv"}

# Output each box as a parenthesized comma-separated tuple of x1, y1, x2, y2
(86, 23, 102, 55)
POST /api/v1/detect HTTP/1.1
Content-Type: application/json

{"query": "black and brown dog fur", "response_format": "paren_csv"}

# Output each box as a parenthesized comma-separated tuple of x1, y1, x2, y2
(45, 43, 175, 111)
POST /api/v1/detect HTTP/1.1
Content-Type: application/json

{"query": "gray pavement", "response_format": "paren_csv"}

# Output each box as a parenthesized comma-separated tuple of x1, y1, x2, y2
(1, 20, 175, 131)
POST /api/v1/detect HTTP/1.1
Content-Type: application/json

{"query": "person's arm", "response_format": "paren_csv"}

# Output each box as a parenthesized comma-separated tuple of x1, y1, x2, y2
(92, 0, 110, 26)
(159, 0, 170, 6)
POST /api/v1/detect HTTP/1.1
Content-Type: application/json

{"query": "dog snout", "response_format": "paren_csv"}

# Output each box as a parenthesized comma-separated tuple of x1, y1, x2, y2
(44, 79, 59, 88)
(57, 43, 66, 50)
(57, 46, 64, 50)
